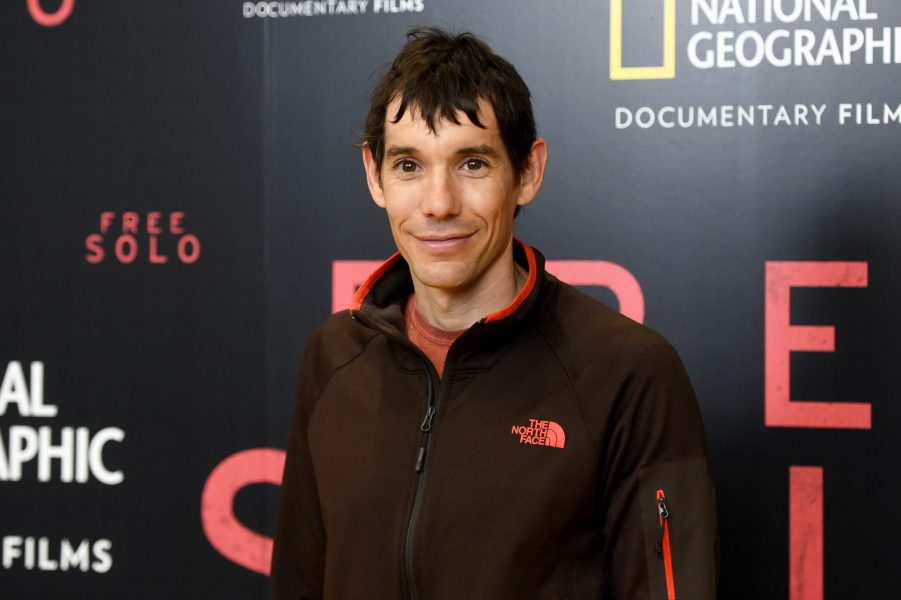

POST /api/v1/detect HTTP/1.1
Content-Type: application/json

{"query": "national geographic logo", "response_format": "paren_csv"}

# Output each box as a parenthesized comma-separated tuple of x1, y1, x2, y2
(610, 0, 900, 80)
(610, 0, 676, 80)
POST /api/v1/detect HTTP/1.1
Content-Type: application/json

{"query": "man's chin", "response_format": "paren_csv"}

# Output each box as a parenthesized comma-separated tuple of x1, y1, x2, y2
(409, 265, 471, 292)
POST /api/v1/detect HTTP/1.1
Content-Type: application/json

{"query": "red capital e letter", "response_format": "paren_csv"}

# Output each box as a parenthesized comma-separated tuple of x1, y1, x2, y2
(764, 261, 870, 429)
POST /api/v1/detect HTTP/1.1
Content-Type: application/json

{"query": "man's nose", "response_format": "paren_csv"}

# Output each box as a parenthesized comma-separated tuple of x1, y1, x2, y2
(420, 169, 461, 219)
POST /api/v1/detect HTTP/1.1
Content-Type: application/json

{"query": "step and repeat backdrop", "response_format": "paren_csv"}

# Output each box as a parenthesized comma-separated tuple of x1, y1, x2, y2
(3, 0, 899, 598)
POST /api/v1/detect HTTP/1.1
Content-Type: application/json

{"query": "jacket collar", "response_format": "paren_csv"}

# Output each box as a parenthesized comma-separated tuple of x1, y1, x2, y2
(350, 238, 549, 341)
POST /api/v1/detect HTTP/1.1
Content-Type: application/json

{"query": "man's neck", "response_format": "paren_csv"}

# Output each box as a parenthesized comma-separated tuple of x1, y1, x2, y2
(411, 257, 528, 332)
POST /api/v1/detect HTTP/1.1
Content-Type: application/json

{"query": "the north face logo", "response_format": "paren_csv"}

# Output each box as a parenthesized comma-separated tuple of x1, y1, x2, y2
(511, 419, 566, 448)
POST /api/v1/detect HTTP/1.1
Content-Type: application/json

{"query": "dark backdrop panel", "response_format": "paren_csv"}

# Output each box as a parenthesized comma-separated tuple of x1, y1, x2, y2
(3, 0, 899, 598)
(2, 2, 268, 598)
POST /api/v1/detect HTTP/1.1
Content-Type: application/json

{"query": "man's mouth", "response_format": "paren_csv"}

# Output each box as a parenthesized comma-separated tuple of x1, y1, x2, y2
(414, 232, 474, 249)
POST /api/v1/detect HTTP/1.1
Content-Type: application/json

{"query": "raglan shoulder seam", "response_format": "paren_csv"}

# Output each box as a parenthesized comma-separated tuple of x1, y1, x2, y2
(535, 324, 602, 457)
(307, 327, 381, 420)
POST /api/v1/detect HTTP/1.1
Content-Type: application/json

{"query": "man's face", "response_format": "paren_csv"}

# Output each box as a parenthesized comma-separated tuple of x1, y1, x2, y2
(363, 97, 540, 296)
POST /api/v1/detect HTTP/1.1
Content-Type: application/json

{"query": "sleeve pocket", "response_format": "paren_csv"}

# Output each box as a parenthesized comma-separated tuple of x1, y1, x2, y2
(638, 457, 718, 600)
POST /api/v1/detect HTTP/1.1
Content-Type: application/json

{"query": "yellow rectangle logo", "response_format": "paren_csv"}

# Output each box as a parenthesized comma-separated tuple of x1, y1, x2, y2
(610, 0, 676, 80)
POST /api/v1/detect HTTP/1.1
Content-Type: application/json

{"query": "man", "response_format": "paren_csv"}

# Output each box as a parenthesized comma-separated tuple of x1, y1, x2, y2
(272, 27, 717, 599)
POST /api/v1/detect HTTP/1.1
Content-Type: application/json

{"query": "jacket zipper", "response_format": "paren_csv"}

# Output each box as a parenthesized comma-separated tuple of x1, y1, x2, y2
(350, 312, 447, 600)
(403, 356, 436, 600)
(655, 489, 676, 600)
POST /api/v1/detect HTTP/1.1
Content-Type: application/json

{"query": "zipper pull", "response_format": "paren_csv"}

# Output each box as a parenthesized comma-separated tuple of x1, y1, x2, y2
(655, 489, 670, 557)
(420, 405, 436, 432)
(413, 407, 436, 472)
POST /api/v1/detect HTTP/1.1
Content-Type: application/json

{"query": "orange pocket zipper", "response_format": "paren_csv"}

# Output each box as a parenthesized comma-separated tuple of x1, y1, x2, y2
(655, 489, 676, 600)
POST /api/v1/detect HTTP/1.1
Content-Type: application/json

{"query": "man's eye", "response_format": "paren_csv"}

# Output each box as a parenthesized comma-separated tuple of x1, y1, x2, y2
(464, 158, 486, 171)
(398, 159, 418, 173)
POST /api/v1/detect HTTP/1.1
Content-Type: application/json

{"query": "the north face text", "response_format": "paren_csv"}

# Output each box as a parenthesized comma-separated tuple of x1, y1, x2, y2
(511, 419, 565, 448)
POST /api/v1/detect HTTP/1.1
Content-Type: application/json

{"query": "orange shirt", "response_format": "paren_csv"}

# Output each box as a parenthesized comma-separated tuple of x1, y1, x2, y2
(403, 293, 465, 377)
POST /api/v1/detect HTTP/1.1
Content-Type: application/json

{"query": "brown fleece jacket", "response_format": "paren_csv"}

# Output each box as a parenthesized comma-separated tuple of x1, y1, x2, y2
(272, 240, 717, 600)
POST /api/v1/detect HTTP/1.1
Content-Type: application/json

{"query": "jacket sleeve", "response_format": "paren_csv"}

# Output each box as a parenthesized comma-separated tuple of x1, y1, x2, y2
(599, 339, 718, 600)
(271, 333, 327, 600)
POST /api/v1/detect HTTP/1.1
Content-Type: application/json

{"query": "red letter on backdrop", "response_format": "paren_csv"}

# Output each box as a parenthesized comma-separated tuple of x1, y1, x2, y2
(332, 261, 382, 314)
(148, 236, 169, 264)
(84, 234, 104, 264)
(201, 448, 286, 575)
(99, 211, 115, 235)
(27, 0, 75, 27)
(764, 261, 870, 429)
(332, 259, 645, 323)
(790, 466, 824, 600)
(546, 260, 644, 323)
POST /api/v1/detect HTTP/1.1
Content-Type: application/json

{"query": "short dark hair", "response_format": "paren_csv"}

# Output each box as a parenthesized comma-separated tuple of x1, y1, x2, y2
(362, 27, 537, 214)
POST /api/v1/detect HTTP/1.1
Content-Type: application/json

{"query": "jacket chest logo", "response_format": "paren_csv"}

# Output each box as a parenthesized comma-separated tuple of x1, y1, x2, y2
(510, 419, 566, 448)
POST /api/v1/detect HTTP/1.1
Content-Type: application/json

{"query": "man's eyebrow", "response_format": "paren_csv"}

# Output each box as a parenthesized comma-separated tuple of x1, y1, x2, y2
(385, 146, 419, 159)
(456, 144, 501, 158)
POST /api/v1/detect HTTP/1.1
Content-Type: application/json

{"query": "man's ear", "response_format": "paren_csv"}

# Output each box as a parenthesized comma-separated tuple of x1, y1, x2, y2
(362, 144, 386, 208)
(515, 137, 548, 209)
